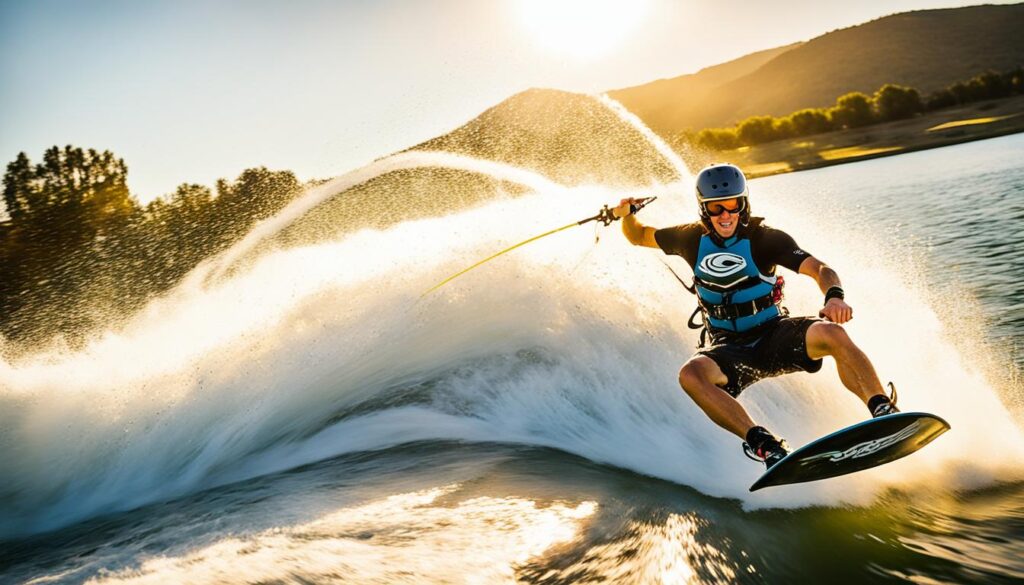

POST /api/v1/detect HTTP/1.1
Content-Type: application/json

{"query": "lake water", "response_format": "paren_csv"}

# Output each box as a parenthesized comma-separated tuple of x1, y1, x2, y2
(2, 134, 1022, 584)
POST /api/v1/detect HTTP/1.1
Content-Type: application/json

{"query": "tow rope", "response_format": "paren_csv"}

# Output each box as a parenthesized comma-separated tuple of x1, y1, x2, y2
(420, 197, 656, 298)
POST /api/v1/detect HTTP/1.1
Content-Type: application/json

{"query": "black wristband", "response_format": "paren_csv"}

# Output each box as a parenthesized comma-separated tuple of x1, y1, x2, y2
(824, 286, 845, 304)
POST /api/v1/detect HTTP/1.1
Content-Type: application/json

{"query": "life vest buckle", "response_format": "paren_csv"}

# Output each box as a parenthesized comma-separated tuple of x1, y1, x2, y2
(705, 294, 776, 320)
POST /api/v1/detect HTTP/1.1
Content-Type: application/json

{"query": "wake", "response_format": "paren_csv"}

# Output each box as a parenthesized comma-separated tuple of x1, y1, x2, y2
(1, 96, 1021, 540)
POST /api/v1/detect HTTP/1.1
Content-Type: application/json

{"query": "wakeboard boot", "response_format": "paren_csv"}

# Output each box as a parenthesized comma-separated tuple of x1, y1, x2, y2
(870, 382, 901, 418)
(742, 426, 790, 469)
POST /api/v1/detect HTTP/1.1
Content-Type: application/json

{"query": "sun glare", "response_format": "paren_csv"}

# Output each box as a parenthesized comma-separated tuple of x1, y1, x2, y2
(515, 0, 648, 60)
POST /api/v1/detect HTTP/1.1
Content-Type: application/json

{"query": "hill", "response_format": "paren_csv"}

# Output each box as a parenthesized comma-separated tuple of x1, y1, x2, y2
(610, 3, 1024, 134)
(607, 43, 801, 136)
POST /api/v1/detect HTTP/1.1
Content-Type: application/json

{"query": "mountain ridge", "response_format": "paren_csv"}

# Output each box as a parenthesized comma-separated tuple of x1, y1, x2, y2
(607, 43, 802, 137)
(610, 3, 1024, 134)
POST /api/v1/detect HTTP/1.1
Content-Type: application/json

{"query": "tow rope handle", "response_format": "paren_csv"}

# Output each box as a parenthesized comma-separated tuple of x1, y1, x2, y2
(586, 196, 657, 227)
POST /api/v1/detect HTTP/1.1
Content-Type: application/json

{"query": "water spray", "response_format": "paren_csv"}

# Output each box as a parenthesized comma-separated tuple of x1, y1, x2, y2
(420, 197, 657, 298)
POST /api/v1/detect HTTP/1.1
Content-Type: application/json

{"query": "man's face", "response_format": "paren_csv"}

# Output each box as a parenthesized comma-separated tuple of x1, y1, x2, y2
(705, 198, 744, 238)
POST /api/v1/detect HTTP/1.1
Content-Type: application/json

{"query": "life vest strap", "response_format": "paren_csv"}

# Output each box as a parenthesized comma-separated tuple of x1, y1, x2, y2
(703, 293, 777, 320)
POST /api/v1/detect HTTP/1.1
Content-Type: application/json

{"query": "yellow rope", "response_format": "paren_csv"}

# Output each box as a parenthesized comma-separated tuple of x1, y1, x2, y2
(419, 220, 581, 299)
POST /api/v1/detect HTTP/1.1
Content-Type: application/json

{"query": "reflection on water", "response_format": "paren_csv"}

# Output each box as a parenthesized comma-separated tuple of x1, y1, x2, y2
(525, 513, 744, 584)
(83, 489, 753, 585)
(6, 442, 1024, 584)
(880, 485, 1024, 583)
(86, 485, 596, 584)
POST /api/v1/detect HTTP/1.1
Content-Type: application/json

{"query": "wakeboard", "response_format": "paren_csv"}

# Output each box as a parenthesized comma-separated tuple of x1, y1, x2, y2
(749, 412, 950, 491)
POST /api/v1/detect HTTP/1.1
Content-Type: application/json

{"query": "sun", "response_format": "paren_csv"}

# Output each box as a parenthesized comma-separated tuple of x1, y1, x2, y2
(515, 0, 648, 60)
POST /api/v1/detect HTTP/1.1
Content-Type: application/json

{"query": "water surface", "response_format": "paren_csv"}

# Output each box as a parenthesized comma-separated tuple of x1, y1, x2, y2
(2, 134, 1022, 584)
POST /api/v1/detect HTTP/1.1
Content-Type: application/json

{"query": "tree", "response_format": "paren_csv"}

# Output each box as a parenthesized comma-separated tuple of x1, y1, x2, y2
(925, 89, 957, 111)
(830, 92, 874, 128)
(695, 128, 740, 151)
(2, 152, 35, 222)
(0, 145, 309, 350)
(967, 71, 1010, 100)
(0, 146, 139, 345)
(873, 84, 923, 122)
(1005, 66, 1024, 95)
(215, 166, 300, 226)
(787, 108, 833, 136)
(948, 81, 972, 105)
(737, 116, 777, 146)
(772, 117, 795, 140)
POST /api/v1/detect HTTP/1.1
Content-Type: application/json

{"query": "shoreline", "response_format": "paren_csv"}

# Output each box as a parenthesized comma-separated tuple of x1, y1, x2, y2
(691, 94, 1024, 180)
(747, 125, 1024, 179)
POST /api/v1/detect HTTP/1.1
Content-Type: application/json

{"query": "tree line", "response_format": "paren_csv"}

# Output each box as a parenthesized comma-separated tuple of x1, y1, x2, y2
(691, 65, 1024, 150)
(0, 146, 304, 351)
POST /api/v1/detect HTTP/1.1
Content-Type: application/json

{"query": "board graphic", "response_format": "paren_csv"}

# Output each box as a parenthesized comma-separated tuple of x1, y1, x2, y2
(750, 412, 950, 491)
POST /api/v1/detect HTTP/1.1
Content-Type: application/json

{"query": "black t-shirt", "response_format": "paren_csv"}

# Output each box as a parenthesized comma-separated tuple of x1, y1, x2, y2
(654, 219, 811, 275)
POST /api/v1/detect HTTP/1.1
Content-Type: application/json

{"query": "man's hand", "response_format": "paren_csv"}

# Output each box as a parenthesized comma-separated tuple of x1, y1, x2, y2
(819, 298, 853, 324)
(615, 198, 660, 248)
(613, 197, 640, 219)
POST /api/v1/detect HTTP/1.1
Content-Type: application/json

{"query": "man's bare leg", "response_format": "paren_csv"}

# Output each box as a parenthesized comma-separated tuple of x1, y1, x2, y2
(805, 321, 886, 405)
(678, 355, 789, 466)
(677, 356, 756, 439)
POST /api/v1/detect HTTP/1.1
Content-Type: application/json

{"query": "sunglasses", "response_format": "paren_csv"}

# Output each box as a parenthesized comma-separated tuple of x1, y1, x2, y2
(704, 199, 746, 216)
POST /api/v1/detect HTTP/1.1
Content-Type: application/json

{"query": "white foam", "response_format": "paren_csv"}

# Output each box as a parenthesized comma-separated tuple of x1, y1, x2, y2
(2, 98, 1021, 537)
(1, 181, 1021, 538)
(597, 93, 690, 180)
(195, 150, 568, 286)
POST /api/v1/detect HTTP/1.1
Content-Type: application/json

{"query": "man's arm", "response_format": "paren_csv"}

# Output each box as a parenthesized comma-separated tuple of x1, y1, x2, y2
(798, 256, 853, 324)
(613, 198, 659, 248)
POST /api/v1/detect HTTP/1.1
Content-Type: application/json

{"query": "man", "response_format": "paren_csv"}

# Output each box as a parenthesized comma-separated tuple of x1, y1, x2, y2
(614, 163, 898, 468)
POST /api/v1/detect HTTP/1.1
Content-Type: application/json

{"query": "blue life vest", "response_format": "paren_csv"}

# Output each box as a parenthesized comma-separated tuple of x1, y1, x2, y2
(693, 233, 782, 333)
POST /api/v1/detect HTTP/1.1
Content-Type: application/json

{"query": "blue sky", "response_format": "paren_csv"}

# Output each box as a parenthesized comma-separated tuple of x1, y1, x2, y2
(0, 0, 1008, 202)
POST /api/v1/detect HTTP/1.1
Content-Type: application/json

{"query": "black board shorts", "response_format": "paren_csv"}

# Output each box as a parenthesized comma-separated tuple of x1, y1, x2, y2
(698, 316, 824, 397)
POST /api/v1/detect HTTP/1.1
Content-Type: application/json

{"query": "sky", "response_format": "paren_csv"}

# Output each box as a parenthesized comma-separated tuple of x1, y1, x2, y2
(0, 0, 1010, 203)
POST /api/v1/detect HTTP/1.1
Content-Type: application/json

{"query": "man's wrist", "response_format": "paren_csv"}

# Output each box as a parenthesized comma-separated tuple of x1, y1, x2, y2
(824, 286, 845, 304)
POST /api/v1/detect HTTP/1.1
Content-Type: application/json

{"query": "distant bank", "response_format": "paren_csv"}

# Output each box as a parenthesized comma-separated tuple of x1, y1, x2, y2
(703, 94, 1024, 179)
(610, 4, 1024, 137)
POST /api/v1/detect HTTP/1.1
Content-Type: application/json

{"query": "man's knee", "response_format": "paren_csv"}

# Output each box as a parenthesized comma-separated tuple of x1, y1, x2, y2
(678, 356, 724, 392)
(678, 361, 701, 389)
(808, 321, 853, 357)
